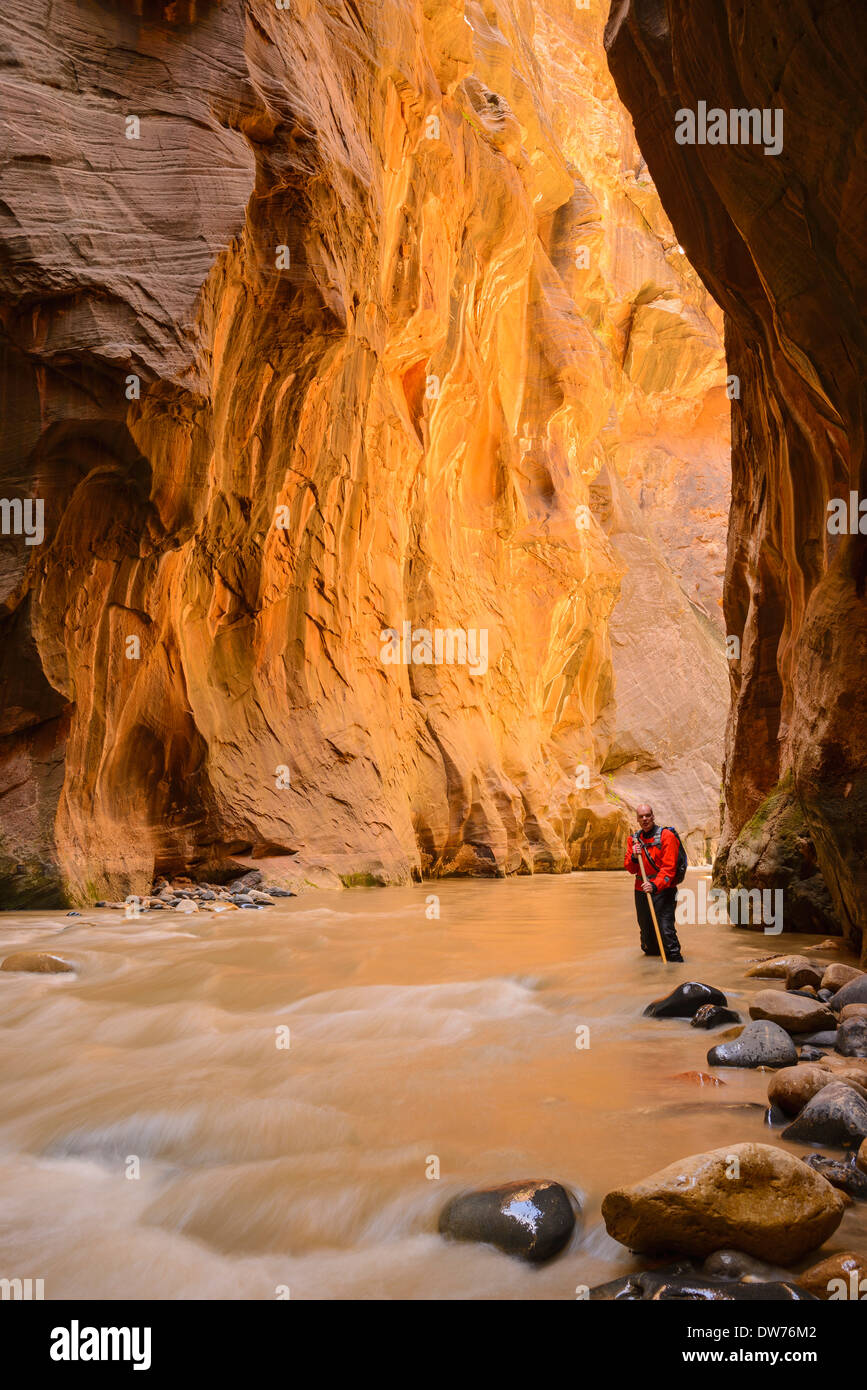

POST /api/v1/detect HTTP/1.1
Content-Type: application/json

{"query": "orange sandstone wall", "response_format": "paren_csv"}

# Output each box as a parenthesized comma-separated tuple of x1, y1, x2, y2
(0, 0, 728, 902)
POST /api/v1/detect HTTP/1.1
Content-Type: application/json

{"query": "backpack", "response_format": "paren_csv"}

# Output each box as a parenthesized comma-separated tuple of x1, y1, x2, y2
(636, 826, 688, 885)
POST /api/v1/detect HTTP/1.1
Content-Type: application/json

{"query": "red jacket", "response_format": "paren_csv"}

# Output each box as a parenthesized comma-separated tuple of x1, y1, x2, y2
(625, 827, 679, 892)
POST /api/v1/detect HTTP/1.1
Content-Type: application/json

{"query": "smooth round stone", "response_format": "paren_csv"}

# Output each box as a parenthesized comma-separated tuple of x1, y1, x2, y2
(817, 989, 834, 1002)
(786, 965, 823, 991)
(748, 990, 836, 1034)
(836, 1017, 867, 1058)
(841, 1003, 867, 1021)
(0, 951, 75, 974)
(438, 1179, 576, 1261)
(691, 1004, 741, 1029)
(268, 887, 295, 898)
(799, 1030, 839, 1047)
(821, 963, 865, 992)
(707, 1020, 798, 1070)
(802, 1154, 867, 1200)
(799, 1047, 825, 1062)
(781, 1082, 867, 1148)
(643, 982, 727, 1019)
(800, 1251, 866, 1300)
(768, 1064, 847, 1117)
(829, 975, 867, 1011)
(601, 1142, 844, 1263)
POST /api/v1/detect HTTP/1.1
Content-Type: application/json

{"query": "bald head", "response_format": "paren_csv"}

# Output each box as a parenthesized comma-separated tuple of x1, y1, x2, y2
(637, 804, 655, 829)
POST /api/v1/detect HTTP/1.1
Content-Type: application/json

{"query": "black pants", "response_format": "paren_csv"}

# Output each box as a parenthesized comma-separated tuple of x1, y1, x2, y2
(635, 886, 682, 959)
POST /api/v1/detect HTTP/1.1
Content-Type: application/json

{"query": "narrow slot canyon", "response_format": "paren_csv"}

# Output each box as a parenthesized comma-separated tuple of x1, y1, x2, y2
(0, 0, 865, 1323)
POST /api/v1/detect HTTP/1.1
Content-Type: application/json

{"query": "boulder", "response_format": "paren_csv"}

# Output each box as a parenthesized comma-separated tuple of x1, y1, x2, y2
(0, 951, 75, 973)
(799, 1252, 867, 1300)
(767, 1065, 853, 1117)
(841, 1004, 867, 1021)
(821, 963, 864, 992)
(643, 982, 727, 1019)
(707, 1020, 798, 1070)
(600, 1142, 844, 1263)
(799, 1030, 838, 1047)
(836, 1017, 867, 1058)
(781, 1082, 867, 1148)
(438, 1179, 576, 1261)
(691, 1004, 741, 1029)
(748, 990, 836, 1034)
(799, 1047, 825, 1062)
(802, 1154, 867, 1200)
(786, 965, 823, 991)
(829, 976, 867, 1012)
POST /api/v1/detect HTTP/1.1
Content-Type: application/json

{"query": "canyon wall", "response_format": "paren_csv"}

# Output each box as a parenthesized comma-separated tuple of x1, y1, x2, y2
(0, 0, 728, 904)
(606, 0, 867, 957)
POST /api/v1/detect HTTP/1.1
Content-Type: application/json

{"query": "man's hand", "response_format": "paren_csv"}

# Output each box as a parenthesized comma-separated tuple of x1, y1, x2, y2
(641, 881, 655, 894)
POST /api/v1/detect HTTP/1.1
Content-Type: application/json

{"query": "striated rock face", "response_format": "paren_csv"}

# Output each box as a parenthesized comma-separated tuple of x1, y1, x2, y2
(606, 1, 867, 960)
(0, 0, 728, 903)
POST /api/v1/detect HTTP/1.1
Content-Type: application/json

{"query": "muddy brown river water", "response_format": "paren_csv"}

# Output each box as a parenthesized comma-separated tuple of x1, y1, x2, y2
(0, 868, 864, 1299)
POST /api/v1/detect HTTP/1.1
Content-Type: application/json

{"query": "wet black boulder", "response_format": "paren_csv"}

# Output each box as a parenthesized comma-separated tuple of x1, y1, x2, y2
(589, 1263, 816, 1301)
(782, 1082, 867, 1148)
(438, 1179, 576, 1261)
(643, 982, 727, 1020)
(803, 1154, 867, 1200)
(706, 1019, 798, 1069)
(691, 1004, 741, 1030)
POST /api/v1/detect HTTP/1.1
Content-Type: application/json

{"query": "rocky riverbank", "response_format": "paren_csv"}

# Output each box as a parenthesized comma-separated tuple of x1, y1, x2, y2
(435, 943, 867, 1299)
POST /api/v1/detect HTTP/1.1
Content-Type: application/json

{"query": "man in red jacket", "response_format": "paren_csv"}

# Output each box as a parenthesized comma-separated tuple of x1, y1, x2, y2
(624, 803, 684, 961)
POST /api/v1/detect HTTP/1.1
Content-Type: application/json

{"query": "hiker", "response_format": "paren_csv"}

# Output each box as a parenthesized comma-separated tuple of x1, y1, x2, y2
(625, 804, 684, 961)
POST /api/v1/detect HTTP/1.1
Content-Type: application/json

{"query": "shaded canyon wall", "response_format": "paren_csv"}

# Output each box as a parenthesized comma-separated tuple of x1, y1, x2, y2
(606, 0, 867, 957)
(0, 0, 729, 903)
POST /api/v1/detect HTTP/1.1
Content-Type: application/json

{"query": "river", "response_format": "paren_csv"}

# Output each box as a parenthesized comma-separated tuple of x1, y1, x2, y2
(0, 868, 863, 1299)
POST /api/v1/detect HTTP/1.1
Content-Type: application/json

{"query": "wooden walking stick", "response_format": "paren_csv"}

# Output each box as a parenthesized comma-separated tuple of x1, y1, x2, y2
(633, 834, 668, 963)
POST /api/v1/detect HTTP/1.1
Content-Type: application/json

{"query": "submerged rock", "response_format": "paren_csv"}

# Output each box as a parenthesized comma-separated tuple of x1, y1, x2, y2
(745, 955, 814, 980)
(707, 1020, 798, 1070)
(748, 990, 836, 1034)
(803, 1154, 867, 1200)
(691, 1004, 741, 1029)
(702, 1249, 793, 1282)
(643, 982, 727, 1019)
(0, 951, 75, 973)
(781, 1082, 867, 1149)
(601, 1142, 844, 1263)
(438, 1179, 576, 1261)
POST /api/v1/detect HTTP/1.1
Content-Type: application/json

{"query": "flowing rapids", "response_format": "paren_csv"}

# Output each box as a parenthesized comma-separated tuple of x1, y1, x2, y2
(0, 869, 863, 1299)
